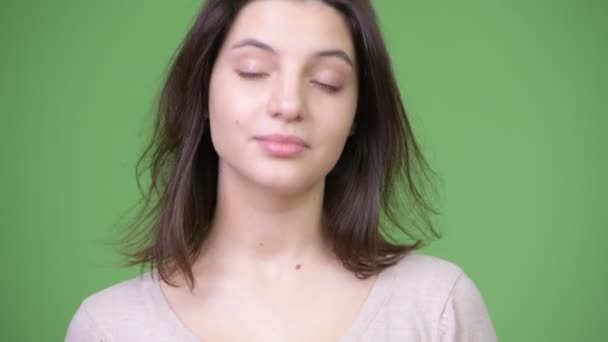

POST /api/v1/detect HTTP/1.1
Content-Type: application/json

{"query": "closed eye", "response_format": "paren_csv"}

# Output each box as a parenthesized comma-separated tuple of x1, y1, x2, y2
(237, 71, 340, 93)
(237, 71, 267, 79)
(311, 80, 340, 93)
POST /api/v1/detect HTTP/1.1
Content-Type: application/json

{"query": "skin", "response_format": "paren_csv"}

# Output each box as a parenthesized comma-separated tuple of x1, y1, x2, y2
(160, 1, 378, 340)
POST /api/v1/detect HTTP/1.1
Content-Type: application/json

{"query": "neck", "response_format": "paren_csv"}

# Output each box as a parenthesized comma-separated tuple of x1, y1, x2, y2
(196, 162, 332, 276)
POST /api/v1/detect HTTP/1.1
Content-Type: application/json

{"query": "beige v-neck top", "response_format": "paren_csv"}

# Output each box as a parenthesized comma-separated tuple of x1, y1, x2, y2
(65, 253, 498, 341)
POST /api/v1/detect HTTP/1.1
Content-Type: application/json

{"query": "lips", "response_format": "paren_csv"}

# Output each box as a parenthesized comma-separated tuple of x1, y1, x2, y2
(254, 134, 309, 157)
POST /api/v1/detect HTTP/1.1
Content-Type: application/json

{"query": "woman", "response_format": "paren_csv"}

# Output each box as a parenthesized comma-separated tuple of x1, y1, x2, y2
(66, 0, 498, 341)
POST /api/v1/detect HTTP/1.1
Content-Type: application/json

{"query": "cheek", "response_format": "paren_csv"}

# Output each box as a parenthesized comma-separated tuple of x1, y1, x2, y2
(318, 124, 351, 163)
(208, 70, 270, 174)
(311, 102, 357, 172)
(208, 71, 243, 157)
(209, 70, 238, 121)
(312, 92, 357, 141)
(209, 67, 263, 125)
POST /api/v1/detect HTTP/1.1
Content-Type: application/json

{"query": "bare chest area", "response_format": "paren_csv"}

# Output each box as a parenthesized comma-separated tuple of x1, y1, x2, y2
(159, 272, 378, 342)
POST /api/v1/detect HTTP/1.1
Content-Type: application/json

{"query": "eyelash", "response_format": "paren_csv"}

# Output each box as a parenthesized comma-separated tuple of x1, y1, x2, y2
(237, 71, 341, 94)
(312, 81, 340, 93)
(237, 71, 267, 80)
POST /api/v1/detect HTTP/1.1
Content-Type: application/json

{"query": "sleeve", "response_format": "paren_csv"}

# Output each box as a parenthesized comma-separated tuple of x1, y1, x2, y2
(64, 301, 106, 342)
(439, 271, 498, 342)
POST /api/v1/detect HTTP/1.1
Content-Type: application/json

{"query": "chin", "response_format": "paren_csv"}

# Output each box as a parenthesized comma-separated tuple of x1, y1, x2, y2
(251, 172, 321, 196)
(217, 153, 328, 196)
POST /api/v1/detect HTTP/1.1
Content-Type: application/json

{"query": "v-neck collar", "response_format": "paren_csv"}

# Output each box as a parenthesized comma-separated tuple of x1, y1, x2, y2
(145, 262, 398, 341)
(338, 263, 398, 341)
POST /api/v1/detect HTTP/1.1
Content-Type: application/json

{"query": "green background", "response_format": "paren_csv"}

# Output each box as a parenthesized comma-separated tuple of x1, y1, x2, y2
(2, 0, 606, 340)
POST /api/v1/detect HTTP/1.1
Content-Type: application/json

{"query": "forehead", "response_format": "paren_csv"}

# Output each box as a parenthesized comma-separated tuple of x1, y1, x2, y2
(223, 0, 355, 58)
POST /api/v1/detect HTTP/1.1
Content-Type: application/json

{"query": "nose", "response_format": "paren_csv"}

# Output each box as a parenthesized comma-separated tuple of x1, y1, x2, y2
(266, 74, 304, 122)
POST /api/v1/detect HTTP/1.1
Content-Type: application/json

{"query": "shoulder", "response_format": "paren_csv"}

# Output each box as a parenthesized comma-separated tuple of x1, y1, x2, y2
(80, 271, 154, 320)
(385, 252, 465, 295)
(375, 252, 468, 320)
(65, 271, 158, 341)
(384, 251, 489, 313)
(379, 252, 497, 341)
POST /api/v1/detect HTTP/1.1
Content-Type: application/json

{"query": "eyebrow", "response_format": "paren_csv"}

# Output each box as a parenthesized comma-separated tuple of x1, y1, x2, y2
(230, 38, 355, 68)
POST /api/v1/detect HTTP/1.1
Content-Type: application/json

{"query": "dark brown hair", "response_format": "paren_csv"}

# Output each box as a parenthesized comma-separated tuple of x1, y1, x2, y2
(117, 0, 441, 290)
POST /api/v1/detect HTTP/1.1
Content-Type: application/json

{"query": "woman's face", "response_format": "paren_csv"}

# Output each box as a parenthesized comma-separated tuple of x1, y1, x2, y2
(208, 0, 358, 195)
